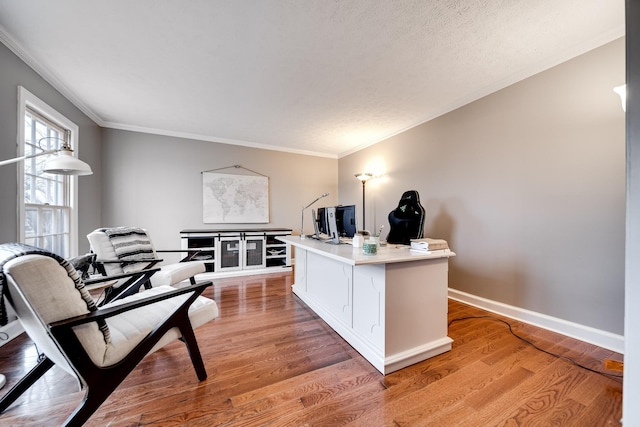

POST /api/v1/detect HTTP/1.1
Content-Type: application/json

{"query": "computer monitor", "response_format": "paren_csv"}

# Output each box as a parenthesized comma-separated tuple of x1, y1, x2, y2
(335, 205, 357, 238)
(317, 207, 328, 235)
(325, 207, 340, 244)
(311, 209, 321, 238)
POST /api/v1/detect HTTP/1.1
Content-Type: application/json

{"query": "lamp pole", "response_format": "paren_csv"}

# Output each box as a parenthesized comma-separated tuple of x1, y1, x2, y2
(361, 180, 367, 231)
(354, 173, 373, 232)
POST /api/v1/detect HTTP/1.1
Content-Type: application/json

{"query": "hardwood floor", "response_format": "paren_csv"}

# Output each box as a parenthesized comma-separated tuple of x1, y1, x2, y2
(0, 272, 623, 426)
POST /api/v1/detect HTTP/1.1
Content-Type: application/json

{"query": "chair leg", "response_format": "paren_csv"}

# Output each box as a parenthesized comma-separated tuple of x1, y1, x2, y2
(62, 386, 113, 427)
(63, 318, 208, 425)
(0, 356, 54, 412)
(179, 319, 207, 381)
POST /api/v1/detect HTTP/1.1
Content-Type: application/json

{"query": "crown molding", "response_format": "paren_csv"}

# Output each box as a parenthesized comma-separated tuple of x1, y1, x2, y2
(0, 25, 105, 126)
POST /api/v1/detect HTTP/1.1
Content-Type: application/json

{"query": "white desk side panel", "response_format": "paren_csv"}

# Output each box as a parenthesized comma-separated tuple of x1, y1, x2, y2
(353, 264, 386, 353)
(293, 248, 307, 292)
(306, 251, 353, 327)
(385, 258, 452, 371)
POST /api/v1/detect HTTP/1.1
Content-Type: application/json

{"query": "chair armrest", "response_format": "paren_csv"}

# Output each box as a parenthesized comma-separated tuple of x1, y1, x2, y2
(155, 249, 208, 263)
(84, 268, 161, 286)
(49, 281, 213, 330)
(94, 258, 163, 266)
(92, 258, 163, 281)
(89, 267, 163, 305)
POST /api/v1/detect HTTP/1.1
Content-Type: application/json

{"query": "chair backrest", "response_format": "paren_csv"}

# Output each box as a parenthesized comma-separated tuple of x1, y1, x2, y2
(386, 190, 426, 245)
(88, 227, 158, 276)
(3, 254, 109, 377)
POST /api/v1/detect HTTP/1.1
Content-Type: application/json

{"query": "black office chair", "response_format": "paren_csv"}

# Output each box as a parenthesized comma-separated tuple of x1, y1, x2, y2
(386, 190, 425, 245)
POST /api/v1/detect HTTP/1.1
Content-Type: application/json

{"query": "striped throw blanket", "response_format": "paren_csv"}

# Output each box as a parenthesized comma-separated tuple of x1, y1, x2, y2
(103, 227, 156, 273)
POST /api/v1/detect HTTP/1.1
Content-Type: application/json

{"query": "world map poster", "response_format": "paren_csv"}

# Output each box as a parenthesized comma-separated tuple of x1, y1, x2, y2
(202, 172, 269, 223)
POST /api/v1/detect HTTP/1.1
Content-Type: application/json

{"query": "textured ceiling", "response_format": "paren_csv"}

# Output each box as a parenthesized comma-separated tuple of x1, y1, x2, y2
(0, 0, 625, 158)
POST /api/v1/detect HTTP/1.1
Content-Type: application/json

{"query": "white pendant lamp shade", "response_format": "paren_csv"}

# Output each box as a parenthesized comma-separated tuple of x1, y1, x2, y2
(43, 148, 93, 175)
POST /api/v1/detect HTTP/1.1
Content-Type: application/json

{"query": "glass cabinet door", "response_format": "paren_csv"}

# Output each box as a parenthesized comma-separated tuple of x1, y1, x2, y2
(217, 234, 242, 271)
(243, 233, 266, 269)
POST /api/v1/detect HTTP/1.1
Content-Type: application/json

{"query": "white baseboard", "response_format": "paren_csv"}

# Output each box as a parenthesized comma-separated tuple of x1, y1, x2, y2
(448, 288, 624, 354)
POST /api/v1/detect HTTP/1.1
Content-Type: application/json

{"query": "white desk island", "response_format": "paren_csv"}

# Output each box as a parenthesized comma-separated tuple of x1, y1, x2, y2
(279, 236, 455, 375)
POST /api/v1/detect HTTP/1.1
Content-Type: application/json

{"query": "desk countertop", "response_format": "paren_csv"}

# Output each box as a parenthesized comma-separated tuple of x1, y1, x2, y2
(278, 236, 455, 266)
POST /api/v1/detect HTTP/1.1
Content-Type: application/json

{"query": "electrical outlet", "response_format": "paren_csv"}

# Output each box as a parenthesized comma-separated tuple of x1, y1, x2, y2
(605, 359, 624, 372)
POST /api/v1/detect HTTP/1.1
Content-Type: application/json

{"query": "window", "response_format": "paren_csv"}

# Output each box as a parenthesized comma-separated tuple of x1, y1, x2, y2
(17, 86, 80, 258)
(23, 111, 70, 254)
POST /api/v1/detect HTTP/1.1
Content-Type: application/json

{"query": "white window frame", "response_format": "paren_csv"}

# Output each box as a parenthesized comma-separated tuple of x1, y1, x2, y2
(17, 86, 80, 257)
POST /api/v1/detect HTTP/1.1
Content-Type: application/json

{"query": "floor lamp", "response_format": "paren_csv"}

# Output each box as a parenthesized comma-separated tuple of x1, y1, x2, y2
(614, 84, 626, 111)
(354, 172, 373, 232)
(0, 137, 93, 175)
(0, 136, 93, 390)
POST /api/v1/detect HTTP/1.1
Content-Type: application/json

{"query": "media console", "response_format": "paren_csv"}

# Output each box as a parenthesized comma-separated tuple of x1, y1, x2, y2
(279, 236, 455, 374)
(180, 228, 292, 278)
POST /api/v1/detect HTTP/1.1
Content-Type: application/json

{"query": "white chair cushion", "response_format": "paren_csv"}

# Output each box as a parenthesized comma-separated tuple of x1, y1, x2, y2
(100, 285, 218, 367)
(150, 261, 206, 287)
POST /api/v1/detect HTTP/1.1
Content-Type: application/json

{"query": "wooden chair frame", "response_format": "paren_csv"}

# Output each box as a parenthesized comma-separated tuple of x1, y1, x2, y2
(84, 267, 161, 305)
(0, 273, 212, 427)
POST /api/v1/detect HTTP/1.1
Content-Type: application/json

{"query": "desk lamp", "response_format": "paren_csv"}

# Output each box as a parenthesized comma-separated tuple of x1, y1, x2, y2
(300, 193, 329, 238)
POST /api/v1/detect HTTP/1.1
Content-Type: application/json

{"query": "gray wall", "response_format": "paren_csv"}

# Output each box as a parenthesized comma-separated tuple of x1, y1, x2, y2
(100, 128, 338, 262)
(340, 38, 626, 335)
(0, 42, 102, 253)
(1, 34, 627, 337)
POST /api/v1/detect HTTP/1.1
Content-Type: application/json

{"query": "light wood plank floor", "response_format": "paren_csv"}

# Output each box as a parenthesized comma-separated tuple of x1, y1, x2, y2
(0, 272, 623, 426)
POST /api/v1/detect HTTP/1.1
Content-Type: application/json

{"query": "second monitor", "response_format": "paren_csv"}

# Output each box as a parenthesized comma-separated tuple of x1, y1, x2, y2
(316, 205, 357, 238)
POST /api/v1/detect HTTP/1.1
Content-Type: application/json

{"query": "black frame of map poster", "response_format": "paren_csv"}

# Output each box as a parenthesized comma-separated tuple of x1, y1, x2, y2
(202, 166, 270, 223)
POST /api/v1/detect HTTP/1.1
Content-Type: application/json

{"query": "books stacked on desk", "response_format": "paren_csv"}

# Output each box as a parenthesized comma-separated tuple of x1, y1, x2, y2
(410, 238, 449, 252)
